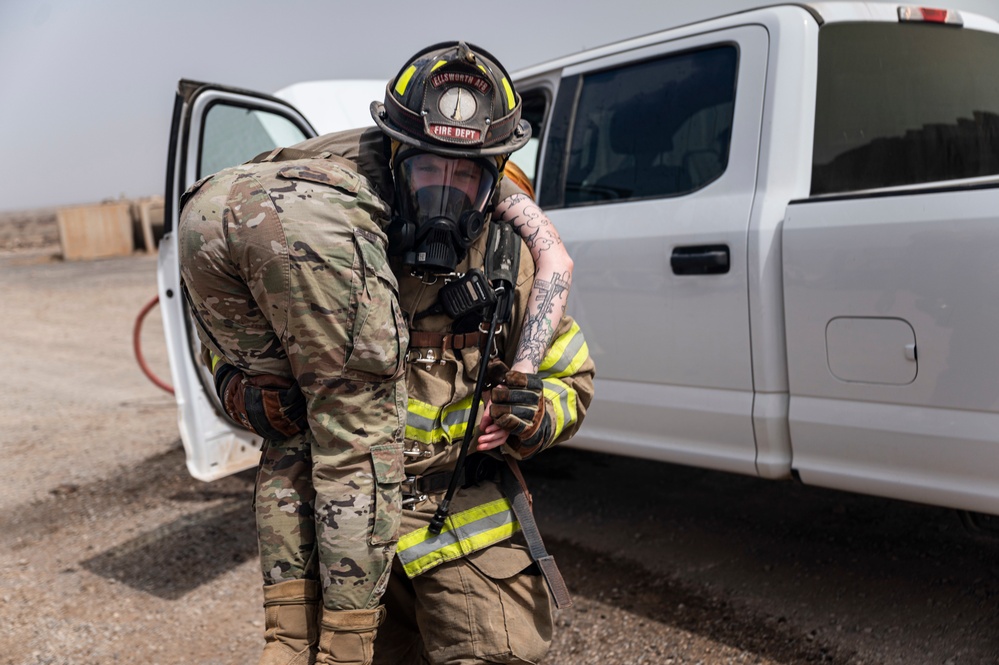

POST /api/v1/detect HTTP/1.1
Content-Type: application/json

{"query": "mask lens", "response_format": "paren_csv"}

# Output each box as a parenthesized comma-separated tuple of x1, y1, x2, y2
(396, 153, 496, 226)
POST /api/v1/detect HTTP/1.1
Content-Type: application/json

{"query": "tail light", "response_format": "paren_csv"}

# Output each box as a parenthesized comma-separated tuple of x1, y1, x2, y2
(898, 6, 964, 26)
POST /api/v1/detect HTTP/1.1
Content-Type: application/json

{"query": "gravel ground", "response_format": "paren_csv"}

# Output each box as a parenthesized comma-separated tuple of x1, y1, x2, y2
(0, 209, 58, 250)
(2, 247, 998, 665)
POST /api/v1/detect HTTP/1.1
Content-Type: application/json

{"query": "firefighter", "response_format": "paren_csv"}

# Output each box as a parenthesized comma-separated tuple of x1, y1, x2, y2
(199, 42, 595, 665)
(365, 43, 593, 662)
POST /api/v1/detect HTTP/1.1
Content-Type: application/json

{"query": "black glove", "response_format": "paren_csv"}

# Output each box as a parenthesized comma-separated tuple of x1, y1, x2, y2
(489, 369, 552, 459)
(214, 362, 308, 439)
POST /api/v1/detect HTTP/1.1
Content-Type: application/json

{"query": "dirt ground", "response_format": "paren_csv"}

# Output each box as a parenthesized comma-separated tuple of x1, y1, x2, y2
(2, 246, 998, 665)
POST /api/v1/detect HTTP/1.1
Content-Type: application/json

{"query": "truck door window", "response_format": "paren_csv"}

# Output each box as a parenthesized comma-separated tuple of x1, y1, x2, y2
(508, 90, 549, 186)
(561, 45, 737, 206)
(199, 103, 308, 178)
(813, 23, 999, 195)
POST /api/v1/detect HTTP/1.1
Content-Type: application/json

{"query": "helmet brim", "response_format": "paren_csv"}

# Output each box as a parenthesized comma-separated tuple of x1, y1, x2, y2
(370, 101, 532, 159)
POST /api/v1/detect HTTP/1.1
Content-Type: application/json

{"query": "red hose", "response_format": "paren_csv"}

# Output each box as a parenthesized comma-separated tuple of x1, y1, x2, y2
(134, 295, 174, 394)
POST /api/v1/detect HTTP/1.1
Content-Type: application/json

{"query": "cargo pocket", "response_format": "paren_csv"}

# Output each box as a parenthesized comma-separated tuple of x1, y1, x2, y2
(344, 228, 408, 382)
(368, 442, 405, 546)
(457, 542, 554, 664)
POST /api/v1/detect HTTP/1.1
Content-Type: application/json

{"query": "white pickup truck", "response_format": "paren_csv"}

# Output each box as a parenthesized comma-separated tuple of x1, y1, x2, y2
(159, 3, 999, 521)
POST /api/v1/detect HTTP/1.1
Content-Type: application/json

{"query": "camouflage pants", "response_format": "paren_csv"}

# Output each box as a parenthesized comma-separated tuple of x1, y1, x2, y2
(256, 383, 406, 611)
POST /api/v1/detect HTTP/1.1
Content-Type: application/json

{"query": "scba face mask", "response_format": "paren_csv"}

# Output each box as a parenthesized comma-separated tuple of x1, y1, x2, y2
(389, 150, 498, 274)
(372, 41, 530, 274)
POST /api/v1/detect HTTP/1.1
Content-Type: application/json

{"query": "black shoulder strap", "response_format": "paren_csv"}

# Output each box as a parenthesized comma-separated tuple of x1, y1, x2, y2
(484, 220, 521, 325)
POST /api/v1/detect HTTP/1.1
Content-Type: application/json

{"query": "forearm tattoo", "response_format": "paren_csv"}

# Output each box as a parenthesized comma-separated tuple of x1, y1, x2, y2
(514, 270, 571, 370)
(497, 192, 573, 370)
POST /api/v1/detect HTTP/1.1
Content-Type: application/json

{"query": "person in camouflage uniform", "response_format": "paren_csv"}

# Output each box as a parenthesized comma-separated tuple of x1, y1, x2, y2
(179, 156, 408, 665)
(210, 42, 595, 665)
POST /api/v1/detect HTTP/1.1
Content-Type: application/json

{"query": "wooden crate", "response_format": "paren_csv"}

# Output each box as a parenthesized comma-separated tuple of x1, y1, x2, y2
(57, 202, 134, 260)
(134, 196, 165, 253)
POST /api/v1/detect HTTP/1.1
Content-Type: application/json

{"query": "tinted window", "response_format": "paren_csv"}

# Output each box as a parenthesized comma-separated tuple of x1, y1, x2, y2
(813, 23, 999, 195)
(562, 46, 737, 206)
(200, 104, 308, 178)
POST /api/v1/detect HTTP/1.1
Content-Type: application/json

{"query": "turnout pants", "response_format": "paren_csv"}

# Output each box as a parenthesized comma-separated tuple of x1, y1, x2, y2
(373, 496, 555, 665)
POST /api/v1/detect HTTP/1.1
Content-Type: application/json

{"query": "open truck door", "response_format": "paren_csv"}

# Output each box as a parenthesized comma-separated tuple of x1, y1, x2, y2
(157, 80, 317, 481)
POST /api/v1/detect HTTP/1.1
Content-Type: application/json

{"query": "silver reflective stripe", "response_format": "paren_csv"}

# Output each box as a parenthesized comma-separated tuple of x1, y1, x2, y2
(398, 508, 515, 564)
(544, 378, 572, 423)
(441, 402, 472, 433)
(407, 409, 436, 433)
(539, 328, 586, 378)
(396, 499, 521, 578)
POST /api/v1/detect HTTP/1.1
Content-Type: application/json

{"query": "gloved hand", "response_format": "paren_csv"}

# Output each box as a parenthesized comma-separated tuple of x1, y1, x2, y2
(489, 369, 552, 459)
(213, 362, 308, 439)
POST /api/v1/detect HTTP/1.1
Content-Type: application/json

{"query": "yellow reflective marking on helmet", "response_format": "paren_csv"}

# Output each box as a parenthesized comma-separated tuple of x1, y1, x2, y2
(396, 498, 520, 577)
(395, 65, 419, 96)
(502, 78, 515, 111)
(431, 60, 448, 72)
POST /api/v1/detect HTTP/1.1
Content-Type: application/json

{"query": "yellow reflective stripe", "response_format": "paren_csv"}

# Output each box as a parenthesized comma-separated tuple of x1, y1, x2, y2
(401, 522, 518, 578)
(539, 321, 588, 379)
(431, 60, 448, 72)
(404, 396, 478, 445)
(501, 77, 515, 111)
(209, 351, 222, 373)
(533, 323, 587, 442)
(404, 399, 440, 444)
(408, 399, 439, 420)
(396, 498, 520, 577)
(543, 377, 577, 440)
(395, 65, 418, 96)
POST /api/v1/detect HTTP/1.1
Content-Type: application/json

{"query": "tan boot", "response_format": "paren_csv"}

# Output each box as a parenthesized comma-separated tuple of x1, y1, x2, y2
(259, 579, 321, 665)
(314, 606, 385, 665)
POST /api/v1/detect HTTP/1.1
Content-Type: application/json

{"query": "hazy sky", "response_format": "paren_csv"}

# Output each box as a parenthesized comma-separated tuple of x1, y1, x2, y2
(2, 0, 998, 213)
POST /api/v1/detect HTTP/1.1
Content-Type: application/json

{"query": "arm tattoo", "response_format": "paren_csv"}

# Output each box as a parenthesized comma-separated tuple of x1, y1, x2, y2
(497, 194, 562, 257)
(514, 270, 571, 369)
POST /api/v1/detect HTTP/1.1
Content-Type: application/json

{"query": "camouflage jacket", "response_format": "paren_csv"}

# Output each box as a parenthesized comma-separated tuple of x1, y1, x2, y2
(178, 154, 409, 454)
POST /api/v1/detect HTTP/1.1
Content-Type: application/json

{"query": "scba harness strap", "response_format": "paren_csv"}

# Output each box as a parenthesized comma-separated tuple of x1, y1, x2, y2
(400, 454, 501, 504)
(500, 458, 572, 609)
(406, 330, 487, 366)
(405, 219, 518, 367)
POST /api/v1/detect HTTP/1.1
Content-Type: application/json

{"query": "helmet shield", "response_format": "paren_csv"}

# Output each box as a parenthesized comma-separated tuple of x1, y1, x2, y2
(392, 151, 497, 273)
